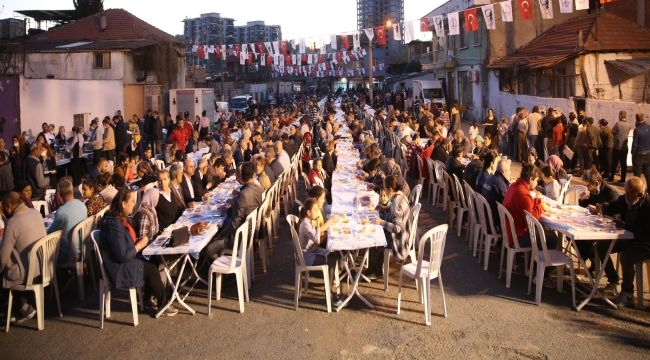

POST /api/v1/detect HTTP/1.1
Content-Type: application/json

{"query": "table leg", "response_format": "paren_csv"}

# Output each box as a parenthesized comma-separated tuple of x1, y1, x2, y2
(336, 249, 374, 312)
(156, 255, 196, 318)
(576, 239, 618, 311)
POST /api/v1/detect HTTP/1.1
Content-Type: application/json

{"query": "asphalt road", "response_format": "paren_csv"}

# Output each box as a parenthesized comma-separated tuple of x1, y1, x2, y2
(1, 195, 649, 359)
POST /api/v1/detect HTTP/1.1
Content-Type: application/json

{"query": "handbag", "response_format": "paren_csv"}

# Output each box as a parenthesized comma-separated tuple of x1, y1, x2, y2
(562, 146, 574, 160)
(169, 226, 190, 247)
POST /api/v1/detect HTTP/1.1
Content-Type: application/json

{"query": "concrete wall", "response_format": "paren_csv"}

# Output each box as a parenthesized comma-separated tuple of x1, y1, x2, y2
(25, 52, 125, 80)
(582, 52, 650, 103)
(585, 99, 650, 126)
(124, 84, 145, 120)
(19, 78, 123, 138)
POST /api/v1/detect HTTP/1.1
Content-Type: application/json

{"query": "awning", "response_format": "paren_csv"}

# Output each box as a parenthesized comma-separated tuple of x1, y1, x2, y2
(604, 59, 650, 76)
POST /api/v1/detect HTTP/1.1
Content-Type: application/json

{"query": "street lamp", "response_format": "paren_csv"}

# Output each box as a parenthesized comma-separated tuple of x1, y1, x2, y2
(368, 19, 391, 103)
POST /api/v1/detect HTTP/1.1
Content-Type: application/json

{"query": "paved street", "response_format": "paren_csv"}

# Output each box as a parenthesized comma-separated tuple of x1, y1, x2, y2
(1, 196, 649, 359)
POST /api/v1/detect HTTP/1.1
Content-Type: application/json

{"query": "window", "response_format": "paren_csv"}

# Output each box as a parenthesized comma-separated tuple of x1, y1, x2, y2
(93, 52, 111, 69)
(459, 19, 467, 49)
(473, 24, 482, 46)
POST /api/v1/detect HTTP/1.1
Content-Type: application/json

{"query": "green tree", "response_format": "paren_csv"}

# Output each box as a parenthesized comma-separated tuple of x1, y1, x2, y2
(73, 0, 104, 18)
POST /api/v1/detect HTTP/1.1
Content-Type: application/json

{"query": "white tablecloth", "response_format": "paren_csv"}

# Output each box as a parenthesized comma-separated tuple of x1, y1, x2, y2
(540, 204, 634, 241)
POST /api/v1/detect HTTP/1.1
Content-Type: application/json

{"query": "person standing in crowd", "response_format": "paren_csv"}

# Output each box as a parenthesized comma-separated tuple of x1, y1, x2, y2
(151, 111, 163, 155)
(528, 106, 542, 154)
(168, 117, 190, 154)
(88, 118, 103, 166)
(599, 119, 613, 181)
(584, 117, 602, 171)
(68, 126, 85, 186)
(24, 143, 46, 201)
(612, 111, 632, 184)
(114, 114, 129, 156)
(632, 113, 650, 183)
(0, 151, 14, 192)
(102, 117, 116, 162)
(199, 110, 211, 139)
(517, 111, 529, 163)
(565, 112, 579, 171)
(483, 108, 498, 146)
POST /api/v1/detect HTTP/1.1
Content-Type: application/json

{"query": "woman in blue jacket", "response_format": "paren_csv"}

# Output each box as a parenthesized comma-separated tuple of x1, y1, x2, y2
(99, 188, 177, 317)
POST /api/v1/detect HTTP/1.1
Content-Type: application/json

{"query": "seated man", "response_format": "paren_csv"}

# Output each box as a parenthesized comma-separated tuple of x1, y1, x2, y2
(203, 162, 262, 260)
(0, 192, 47, 322)
(482, 157, 512, 228)
(503, 164, 556, 250)
(48, 179, 87, 263)
(193, 158, 214, 193)
(181, 159, 206, 203)
(599, 177, 650, 306)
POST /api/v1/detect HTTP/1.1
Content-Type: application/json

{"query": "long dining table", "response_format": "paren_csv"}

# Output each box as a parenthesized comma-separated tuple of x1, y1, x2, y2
(142, 176, 240, 317)
(539, 198, 634, 311)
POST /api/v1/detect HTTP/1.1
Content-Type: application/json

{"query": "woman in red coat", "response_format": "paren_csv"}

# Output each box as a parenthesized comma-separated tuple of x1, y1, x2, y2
(168, 118, 189, 153)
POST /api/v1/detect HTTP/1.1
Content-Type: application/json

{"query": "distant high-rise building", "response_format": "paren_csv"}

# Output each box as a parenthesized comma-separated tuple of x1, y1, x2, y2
(234, 21, 282, 44)
(356, 0, 404, 30)
(183, 13, 235, 45)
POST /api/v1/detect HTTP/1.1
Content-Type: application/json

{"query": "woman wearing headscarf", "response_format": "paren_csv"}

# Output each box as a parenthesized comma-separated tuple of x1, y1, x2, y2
(133, 188, 160, 241)
(546, 154, 570, 184)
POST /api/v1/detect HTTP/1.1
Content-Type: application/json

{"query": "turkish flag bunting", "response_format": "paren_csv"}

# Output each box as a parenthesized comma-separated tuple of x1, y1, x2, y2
(464, 8, 479, 32)
(336, 51, 343, 64)
(246, 53, 253, 65)
(214, 45, 222, 59)
(318, 54, 324, 64)
(420, 17, 430, 32)
(375, 26, 387, 46)
(518, 0, 533, 20)
(266, 54, 274, 65)
(197, 45, 205, 60)
(284, 54, 292, 65)
(233, 44, 241, 58)
(280, 41, 289, 55)
(341, 35, 350, 50)
(301, 54, 308, 65)
(256, 42, 265, 54)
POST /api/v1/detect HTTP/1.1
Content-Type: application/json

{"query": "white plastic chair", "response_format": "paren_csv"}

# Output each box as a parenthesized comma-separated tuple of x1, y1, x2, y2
(409, 183, 423, 206)
(396, 224, 449, 326)
(635, 260, 650, 308)
(384, 203, 421, 291)
(286, 214, 333, 313)
(452, 174, 469, 237)
(442, 171, 458, 228)
(4, 230, 63, 332)
(462, 181, 480, 250)
(557, 175, 573, 203)
(474, 192, 503, 271)
(563, 184, 588, 205)
(244, 208, 259, 287)
(32, 200, 50, 217)
(94, 206, 110, 226)
(45, 189, 56, 209)
(207, 216, 250, 315)
(154, 159, 165, 171)
(524, 212, 576, 307)
(415, 155, 425, 186)
(90, 230, 141, 329)
(57, 216, 96, 301)
(433, 160, 446, 208)
(497, 203, 531, 288)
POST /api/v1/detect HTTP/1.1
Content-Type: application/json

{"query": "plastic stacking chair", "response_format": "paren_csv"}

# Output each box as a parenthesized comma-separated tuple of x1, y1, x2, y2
(497, 203, 531, 288)
(32, 200, 50, 217)
(90, 231, 141, 329)
(4, 231, 63, 332)
(524, 212, 576, 307)
(409, 183, 423, 206)
(415, 155, 426, 186)
(57, 216, 96, 301)
(452, 174, 469, 237)
(433, 161, 446, 208)
(462, 181, 480, 250)
(244, 209, 259, 287)
(207, 217, 250, 315)
(287, 214, 333, 313)
(442, 171, 458, 228)
(384, 203, 421, 291)
(474, 193, 503, 271)
(563, 184, 588, 205)
(396, 224, 449, 326)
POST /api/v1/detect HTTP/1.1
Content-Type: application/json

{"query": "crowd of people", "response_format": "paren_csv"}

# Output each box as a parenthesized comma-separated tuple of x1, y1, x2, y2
(0, 86, 649, 326)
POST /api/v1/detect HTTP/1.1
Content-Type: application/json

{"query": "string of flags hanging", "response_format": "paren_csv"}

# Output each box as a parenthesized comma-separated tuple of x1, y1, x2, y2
(190, 0, 606, 78)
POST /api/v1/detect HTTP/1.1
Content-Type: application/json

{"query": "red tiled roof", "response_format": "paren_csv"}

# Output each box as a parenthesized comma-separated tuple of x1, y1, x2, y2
(26, 8, 182, 51)
(489, 11, 650, 69)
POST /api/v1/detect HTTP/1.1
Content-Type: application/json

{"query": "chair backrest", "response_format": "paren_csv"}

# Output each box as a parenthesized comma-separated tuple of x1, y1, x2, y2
(33, 200, 50, 217)
(227, 216, 250, 272)
(497, 202, 526, 249)
(442, 171, 456, 202)
(409, 184, 422, 205)
(558, 175, 572, 204)
(474, 192, 498, 236)
(94, 206, 110, 226)
(66, 215, 96, 265)
(245, 208, 258, 254)
(24, 230, 63, 288)
(403, 203, 422, 263)
(452, 174, 467, 208)
(426, 158, 436, 184)
(563, 184, 587, 205)
(301, 172, 311, 190)
(524, 211, 551, 261)
(286, 214, 306, 267)
(90, 230, 109, 284)
(462, 180, 476, 218)
(433, 161, 445, 188)
(415, 155, 425, 182)
(415, 224, 449, 280)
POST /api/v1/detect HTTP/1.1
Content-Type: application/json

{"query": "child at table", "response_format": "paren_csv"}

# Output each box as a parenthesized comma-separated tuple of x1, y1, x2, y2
(538, 166, 561, 201)
(376, 186, 391, 221)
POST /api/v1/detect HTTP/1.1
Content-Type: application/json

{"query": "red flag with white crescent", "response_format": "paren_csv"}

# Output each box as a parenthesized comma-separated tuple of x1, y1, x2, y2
(284, 54, 292, 65)
(375, 26, 387, 46)
(233, 44, 241, 58)
(266, 54, 274, 65)
(341, 35, 350, 50)
(318, 54, 324, 64)
(214, 45, 222, 59)
(420, 17, 430, 32)
(281, 41, 289, 55)
(197, 45, 206, 60)
(336, 51, 343, 64)
(256, 42, 265, 54)
(464, 8, 479, 32)
(518, 0, 533, 20)
(301, 54, 308, 65)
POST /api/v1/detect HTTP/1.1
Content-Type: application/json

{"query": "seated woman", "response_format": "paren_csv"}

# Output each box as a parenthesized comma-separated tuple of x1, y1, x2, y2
(133, 188, 160, 241)
(98, 188, 177, 316)
(306, 186, 338, 235)
(546, 155, 571, 184)
(82, 179, 108, 216)
(538, 166, 561, 201)
(298, 197, 341, 304)
(155, 169, 185, 231)
(308, 158, 327, 188)
(445, 143, 466, 182)
(15, 182, 34, 209)
(114, 153, 130, 184)
(252, 154, 271, 191)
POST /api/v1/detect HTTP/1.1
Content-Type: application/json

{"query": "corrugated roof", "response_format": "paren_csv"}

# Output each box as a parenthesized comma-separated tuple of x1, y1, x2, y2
(490, 11, 650, 70)
(25, 8, 182, 52)
(605, 59, 650, 76)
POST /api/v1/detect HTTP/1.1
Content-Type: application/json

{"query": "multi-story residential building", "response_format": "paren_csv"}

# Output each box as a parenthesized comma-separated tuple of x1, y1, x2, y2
(357, 0, 404, 31)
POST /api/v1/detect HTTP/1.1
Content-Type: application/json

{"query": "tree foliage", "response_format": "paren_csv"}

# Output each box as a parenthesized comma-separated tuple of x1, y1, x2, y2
(73, 0, 104, 18)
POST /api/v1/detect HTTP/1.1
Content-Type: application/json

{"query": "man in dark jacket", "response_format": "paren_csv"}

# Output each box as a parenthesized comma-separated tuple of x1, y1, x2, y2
(24, 143, 47, 200)
(612, 111, 632, 184)
(584, 117, 602, 170)
(181, 159, 205, 203)
(114, 114, 130, 156)
(599, 119, 614, 180)
(203, 162, 262, 260)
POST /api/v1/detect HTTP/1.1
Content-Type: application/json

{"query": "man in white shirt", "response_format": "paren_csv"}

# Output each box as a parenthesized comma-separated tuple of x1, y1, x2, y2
(274, 141, 290, 171)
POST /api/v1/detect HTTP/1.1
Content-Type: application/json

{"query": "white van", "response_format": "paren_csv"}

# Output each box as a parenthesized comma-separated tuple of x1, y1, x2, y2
(228, 95, 252, 113)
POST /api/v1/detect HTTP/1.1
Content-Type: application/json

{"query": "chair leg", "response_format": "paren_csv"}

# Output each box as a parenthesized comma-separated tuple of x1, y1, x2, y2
(635, 263, 643, 309)
(128, 288, 139, 327)
(207, 271, 213, 315)
(235, 271, 245, 314)
(99, 286, 105, 329)
(215, 273, 222, 301)
(438, 274, 448, 318)
(34, 286, 44, 331)
(423, 278, 431, 326)
(456, 211, 463, 237)
(527, 259, 535, 295)
(383, 250, 391, 291)
(396, 271, 403, 315)
(260, 240, 267, 273)
(535, 264, 544, 305)
(506, 250, 515, 288)
(498, 244, 506, 279)
(295, 269, 301, 310)
(483, 236, 492, 271)
(5, 290, 13, 332)
(76, 262, 85, 301)
(52, 272, 62, 318)
(323, 267, 332, 313)
(568, 265, 576, 309)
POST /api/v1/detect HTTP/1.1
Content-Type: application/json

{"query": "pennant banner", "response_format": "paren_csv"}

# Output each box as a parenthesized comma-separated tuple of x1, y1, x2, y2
(575, 0, 589, 11)
(464, 8, 479, 32)
(501, 0, 514, 22)
(447, 12, 460, 36)
(482, 4, 496, 30)
(559, 0, 573, 13)
(375, 26, 387, 46)
(341, 35, 350, 50)
(538, 0, 554, 19)
(353, 31, 361, 49)
(432, 15, 445, 37)
(392, 23, 402, 41)
(420, 17, 431, 32)
(363, 27, 375, 42)
(403, 20, 415, 43)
